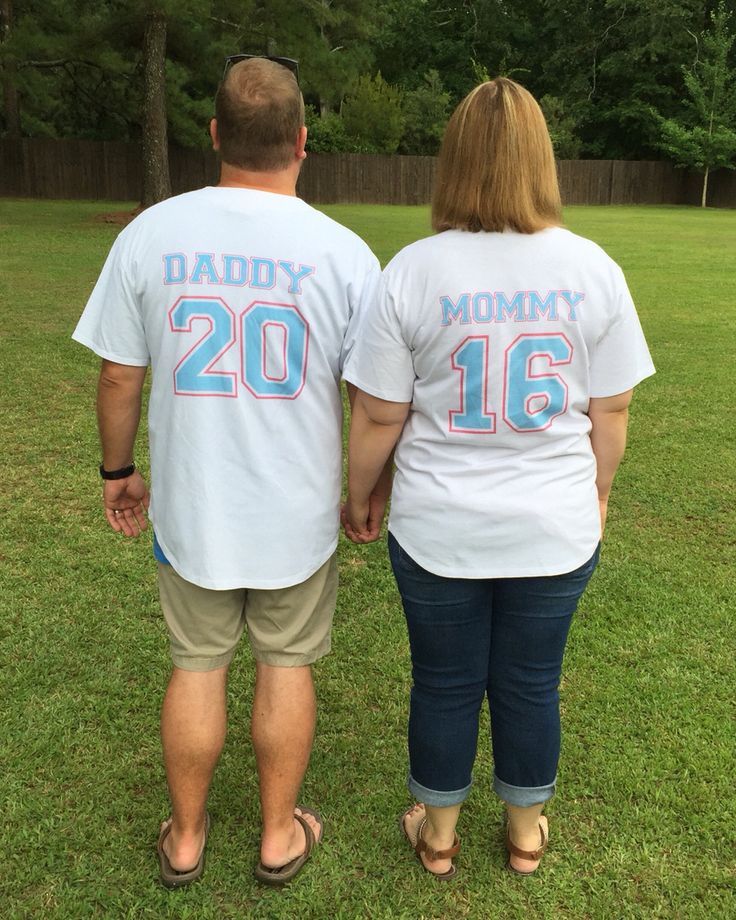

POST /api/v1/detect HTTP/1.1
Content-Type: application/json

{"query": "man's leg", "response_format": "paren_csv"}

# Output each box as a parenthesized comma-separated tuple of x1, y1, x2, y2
(252, 662, 321, 867)
(245, 557, 337, 869)
(160, 665, 228, 870)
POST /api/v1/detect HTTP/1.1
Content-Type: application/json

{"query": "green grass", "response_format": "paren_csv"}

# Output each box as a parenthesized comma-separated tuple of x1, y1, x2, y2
(0, 198, 734, 919)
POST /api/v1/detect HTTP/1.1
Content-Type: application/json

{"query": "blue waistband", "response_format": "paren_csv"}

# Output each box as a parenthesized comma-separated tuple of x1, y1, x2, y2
(153, 533, 171, 565)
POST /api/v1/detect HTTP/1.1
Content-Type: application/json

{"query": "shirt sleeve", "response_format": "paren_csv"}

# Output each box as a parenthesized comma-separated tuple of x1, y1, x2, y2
(342, 268, 415, 403)
(71, 229, 150, 366)
(588, 268, 655, 397)
(339, 249, 382, 373)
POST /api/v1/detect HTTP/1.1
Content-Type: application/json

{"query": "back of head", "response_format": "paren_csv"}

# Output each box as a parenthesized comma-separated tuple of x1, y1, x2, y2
(215, 58, 305, 172)
(432, 77, 561, 234)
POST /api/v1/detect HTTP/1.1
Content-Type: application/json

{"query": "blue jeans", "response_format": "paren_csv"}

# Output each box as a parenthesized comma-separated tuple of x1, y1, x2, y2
(389, 533, 600, 808)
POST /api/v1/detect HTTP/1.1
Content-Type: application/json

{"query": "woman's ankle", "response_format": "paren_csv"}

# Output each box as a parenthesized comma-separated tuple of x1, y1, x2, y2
(423, 820, 456, 852)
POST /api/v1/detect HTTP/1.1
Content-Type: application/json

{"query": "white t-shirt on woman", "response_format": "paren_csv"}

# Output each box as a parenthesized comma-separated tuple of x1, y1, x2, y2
(344, 227, 655, 578)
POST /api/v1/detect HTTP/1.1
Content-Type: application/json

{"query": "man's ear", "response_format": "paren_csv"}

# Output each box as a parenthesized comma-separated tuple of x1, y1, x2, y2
(210, 118, 220, 151)
(296, 125, 308, 161)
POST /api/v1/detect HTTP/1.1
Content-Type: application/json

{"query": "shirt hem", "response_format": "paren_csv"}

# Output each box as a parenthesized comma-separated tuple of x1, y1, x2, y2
(342, 370, 413, 403)
(153, 536, 338, 591)
(71, 332, 150, 367)
(388, 526, 601, 580)
(589, 364, 655, 398)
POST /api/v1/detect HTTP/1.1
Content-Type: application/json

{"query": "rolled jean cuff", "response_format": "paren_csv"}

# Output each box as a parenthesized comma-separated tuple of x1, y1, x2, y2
(408, 773, 472, 807)
(494, 773, 556, 807)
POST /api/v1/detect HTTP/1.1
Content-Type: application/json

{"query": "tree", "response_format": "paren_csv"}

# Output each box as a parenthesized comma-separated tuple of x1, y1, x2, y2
(115, 0, 230, 206)
(399, 69, 450, 155)
(342, 71, 404, 153)
(0, 0, 20, 136)
(236, 0, 379, 116)
(539, 95, 582, 160)
(304, 104, 356, 152)
(656, 2, 736, 206)
(0, 2, 158, 158)
(104, 0, 233, 205)
(529, 0, 711, 159)
(141, 9, 171, 207)
(300, 0, 379, 116)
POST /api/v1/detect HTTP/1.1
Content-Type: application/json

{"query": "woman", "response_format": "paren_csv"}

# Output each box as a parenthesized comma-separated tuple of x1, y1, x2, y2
(342, 78, 654, 880)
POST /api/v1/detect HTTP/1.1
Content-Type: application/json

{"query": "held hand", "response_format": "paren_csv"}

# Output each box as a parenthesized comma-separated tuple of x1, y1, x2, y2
(365, 491, 388, 541)
(103, 471, 150, 537)
(598, 498, 609, 537)
(341, 491, 387, 544)
(341, 496, 369, 543)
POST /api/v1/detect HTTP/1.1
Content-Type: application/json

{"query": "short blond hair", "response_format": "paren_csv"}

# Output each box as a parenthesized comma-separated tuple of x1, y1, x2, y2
(215, 58, 305, 171)
(432, 78, 561, 234)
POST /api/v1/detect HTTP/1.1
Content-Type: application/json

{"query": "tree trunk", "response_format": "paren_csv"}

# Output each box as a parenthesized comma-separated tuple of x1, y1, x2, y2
(1, 0, 21, 137)
(141, 10, 171, 208)
(701, 166, 709, 208)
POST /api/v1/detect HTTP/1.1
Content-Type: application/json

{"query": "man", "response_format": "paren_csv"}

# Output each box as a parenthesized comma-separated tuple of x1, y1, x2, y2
(73, 56, 381, 888)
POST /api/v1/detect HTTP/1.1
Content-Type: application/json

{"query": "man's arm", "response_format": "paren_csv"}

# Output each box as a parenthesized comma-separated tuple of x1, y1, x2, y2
(344, 387, 410, 543)
(97, 359, 150, 537)
(587, 389, 633, 536)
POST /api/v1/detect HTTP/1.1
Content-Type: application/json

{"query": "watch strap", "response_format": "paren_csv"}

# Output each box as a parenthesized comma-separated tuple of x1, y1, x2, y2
(99, 462, 136, 480)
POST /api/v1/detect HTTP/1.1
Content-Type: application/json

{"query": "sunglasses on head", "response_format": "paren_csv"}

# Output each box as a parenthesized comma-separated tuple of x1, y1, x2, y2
(222, 54, 299, 83)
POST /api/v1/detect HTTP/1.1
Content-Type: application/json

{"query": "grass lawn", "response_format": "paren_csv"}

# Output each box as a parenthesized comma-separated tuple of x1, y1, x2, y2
(0, 198, 734, 919)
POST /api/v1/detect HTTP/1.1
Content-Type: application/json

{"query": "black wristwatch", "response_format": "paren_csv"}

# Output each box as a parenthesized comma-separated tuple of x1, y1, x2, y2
(99, 462, 136, 480)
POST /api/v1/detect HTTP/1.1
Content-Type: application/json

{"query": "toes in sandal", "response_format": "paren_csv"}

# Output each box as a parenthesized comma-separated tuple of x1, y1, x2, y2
(401, 805, 461, 881)
(505, 819, 548, 876)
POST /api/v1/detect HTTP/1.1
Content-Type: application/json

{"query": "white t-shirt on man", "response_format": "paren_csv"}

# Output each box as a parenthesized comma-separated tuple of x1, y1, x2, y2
(74, 186, 380, 589)
(344, 227, 655, 579)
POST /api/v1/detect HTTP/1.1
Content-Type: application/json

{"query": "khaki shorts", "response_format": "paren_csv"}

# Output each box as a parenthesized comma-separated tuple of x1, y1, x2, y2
(157, 554, 338, 671)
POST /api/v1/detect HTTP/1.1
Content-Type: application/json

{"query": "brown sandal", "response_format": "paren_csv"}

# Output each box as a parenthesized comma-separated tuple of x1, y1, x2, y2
(158, 812, 211, 889)
(254, 806, 324, 887)
(401, 804, 461, 881)
(505, 819, 548, 876)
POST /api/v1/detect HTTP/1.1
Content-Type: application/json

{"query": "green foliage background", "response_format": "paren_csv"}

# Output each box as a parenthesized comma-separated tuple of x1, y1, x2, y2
(2, 0, 736, 161)
(656, 3, 736, 175)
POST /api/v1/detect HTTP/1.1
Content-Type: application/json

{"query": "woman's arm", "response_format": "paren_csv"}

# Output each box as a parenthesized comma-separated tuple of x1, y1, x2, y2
(588, 389, 633, 535)
(345, 388, 410, 542)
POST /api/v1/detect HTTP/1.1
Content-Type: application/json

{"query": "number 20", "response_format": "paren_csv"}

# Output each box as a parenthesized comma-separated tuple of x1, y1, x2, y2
(169, 296, 309, 399)
(449, 332, 573, 433)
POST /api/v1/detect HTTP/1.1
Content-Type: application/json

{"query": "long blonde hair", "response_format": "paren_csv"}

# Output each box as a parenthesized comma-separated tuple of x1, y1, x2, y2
(432, 78, 561, 234)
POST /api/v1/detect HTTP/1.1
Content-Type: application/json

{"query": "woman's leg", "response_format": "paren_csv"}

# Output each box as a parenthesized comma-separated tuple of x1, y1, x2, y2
(389, 534, 492, 873)
(487, 546, 600, 870)
(402, 802, 462, 876)
(505, 804, 547, 872)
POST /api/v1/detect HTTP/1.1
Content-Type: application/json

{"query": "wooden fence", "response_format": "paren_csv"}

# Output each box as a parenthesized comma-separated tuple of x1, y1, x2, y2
(1, 137, 734, 208)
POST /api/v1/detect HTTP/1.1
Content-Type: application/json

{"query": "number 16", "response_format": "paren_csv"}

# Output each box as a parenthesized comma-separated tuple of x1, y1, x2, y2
(449, 332, 573, 434)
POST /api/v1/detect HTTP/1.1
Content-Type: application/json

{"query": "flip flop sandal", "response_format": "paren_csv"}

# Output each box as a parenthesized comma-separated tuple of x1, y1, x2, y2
(254, 806, 324, 887)
(505, 819, 548, 876)
(158, 812, 211, 889)
(400, 804, 461, 881)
